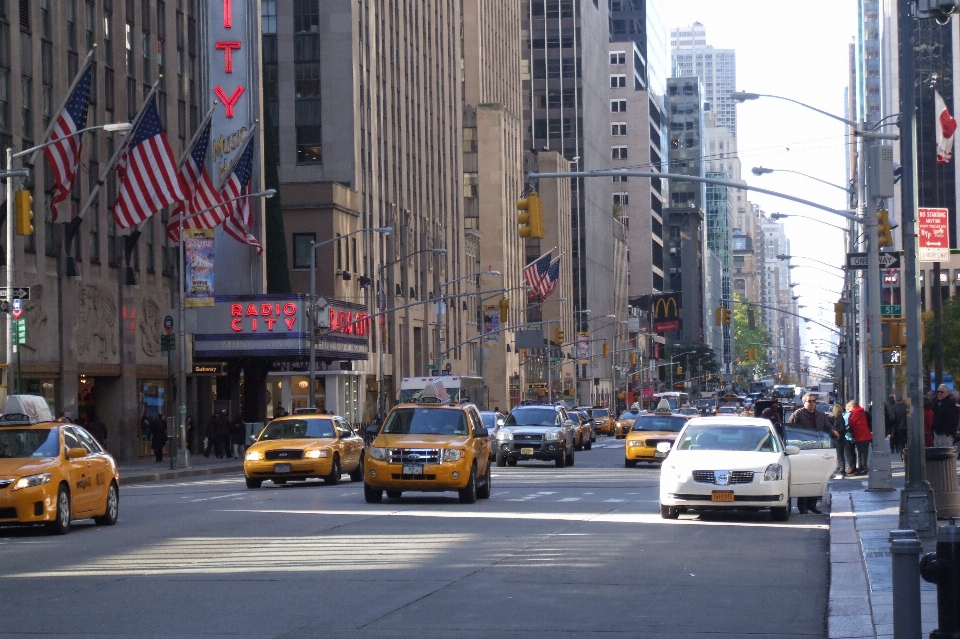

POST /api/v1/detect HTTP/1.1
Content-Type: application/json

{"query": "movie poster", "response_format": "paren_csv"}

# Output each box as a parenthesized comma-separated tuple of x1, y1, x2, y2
(576, 332, 590, 362)
(185, 229, 215, 307)
(483, 307, 500, 343)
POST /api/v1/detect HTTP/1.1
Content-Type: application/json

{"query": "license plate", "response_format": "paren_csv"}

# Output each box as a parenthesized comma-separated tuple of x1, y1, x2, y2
(274, 463, 291, 473)
(711, 490, 734, 502)
(520, 447, 534, 455)
(655, 450, 667, 458)
(402, 464, 424, 475)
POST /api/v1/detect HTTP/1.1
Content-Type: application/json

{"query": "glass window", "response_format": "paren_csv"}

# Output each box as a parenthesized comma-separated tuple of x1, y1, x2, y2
(291, 233, 315, 269)
(72, 427, 103, 453)
(63, 428, 82, 451)
(259, 418, 335, 440)
(382, 408, 468, 436)
(0, 429, 59, 458)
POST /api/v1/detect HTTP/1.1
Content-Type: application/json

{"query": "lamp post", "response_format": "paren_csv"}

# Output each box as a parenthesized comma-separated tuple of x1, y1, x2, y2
(732, 88, 895, 490)
(307, 226, 392, 409)
(752, 166, 855, 195)
(777, 254, 845, 272)
(769, 212, 851, 234)
(376, 247, 446, 416)
(173, 188, 276, 468)
(5, 122, 133, 395)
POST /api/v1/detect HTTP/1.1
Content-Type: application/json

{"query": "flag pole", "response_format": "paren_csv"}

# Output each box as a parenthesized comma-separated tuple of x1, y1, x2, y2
(524, 247, 557, 268)
(28, 47, 97, 167)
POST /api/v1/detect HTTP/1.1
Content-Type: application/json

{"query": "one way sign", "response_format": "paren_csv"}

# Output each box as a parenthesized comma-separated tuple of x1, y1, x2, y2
(846, 252, 901, 270)
(0, 287, 30, 300)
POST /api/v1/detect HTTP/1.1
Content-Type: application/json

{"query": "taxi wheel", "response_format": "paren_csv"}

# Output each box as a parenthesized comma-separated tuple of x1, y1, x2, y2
(325, 455, 341, 485)
(348, 455, 364, 482)
(506, 457, 518, 467)
(363, 483, 383, 503)
(554, 451, 566, 468)
(660, 504, 679, 519)
(585, 440, 592, 450)
(495, 451, 507, 467)
(386, 490, 403, 499)
(94, 482, 119, 526)
(625, 459, 637, 468)
(48, 484, 71, 535)
(477, 466, 491, 499)
(458, 465, 478, 504)
(245, 477, 263, 489)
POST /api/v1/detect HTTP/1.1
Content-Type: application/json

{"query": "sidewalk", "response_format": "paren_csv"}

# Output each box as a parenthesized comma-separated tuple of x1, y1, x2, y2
(117, 453, 243, 484)
(827, 459, 943, 639)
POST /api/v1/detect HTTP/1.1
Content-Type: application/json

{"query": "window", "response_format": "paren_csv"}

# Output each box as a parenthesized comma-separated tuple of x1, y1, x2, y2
(609, 51, 625, 65)
(292, 233, 315, 269)
(610, 74, 626, 88)
(610, 99, 626, 113)
(463, 172, 478, 197)
(613, 192, 629, 206)
(612, 175, 628, 183)
(294, 0, 321, 164)
(612, 146, 628, 160)
(611, 122, 626, 136)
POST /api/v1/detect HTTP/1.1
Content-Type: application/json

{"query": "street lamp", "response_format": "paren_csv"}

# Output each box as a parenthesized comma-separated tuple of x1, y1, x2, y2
(787, 263, 845, 279)
(377, 247, 446, 415)
(777, 254, 845, 272)
(307, 226, 392, 409)
(752, 166, 855, 195)
(5, 121, 134, 393)
(769, 212, 851, 234)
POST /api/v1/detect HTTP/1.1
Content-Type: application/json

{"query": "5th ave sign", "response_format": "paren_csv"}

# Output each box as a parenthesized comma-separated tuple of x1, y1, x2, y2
(846, 252, 901, 270)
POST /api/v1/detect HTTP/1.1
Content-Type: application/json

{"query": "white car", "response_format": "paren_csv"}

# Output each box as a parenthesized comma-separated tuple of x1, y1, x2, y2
(658, 416, 836, 521)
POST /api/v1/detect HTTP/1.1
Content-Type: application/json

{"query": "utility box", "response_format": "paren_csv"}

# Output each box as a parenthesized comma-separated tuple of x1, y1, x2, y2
(867, 145, 895, 200)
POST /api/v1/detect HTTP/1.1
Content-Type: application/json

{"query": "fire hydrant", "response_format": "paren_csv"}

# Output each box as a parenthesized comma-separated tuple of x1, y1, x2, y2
(920, 519, 960, 639)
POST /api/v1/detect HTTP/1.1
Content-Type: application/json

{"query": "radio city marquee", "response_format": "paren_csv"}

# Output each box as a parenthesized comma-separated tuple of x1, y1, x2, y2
(193, 295, 370, 361)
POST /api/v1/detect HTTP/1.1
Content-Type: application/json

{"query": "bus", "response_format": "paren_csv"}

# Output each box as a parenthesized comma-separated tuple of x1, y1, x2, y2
(654, 391, 690, 410)
(398, 376, 487, 409)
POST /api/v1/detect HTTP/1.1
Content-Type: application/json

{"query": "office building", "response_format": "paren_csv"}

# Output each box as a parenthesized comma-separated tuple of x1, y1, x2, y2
(670, 22, 738, 137)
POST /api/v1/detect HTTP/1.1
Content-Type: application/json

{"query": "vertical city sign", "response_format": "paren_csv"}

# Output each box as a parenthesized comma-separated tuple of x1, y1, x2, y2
(918, 207, 949, 262)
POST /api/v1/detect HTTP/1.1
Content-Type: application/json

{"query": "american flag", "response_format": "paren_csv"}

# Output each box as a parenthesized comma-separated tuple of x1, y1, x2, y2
(523, 252, 553, 300)
(113, 95, 186, 228)
(219, 138, 263, 253)
(540, 257, 561, 300)
(43, 65, 92, 219)
(166, 119, 223, 242)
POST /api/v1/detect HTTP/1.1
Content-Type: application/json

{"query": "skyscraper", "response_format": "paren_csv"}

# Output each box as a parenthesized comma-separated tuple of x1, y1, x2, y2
(671, 23, 738, 138)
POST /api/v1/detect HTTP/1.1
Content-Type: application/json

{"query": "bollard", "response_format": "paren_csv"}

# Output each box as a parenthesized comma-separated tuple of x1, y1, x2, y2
(891, 529, 922, 639)
(920, 519, 960, 639)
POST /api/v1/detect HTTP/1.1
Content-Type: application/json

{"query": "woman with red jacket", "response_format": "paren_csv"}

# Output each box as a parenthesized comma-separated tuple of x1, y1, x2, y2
(847, 400, 871, 475)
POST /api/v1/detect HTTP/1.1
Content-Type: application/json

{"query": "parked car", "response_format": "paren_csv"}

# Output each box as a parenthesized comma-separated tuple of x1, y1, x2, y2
(615, 410, 641, 438)
(591, 407, 615, 436)
(572, 410, 597, 444)
(479, 411, 506, 459)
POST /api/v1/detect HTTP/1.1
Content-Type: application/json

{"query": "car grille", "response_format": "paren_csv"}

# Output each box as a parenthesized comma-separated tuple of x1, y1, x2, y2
(391, 474, 438, 480)
(512, 443, 543, 452)
(513, 433, 544, 441)
(0, 479, 12, 489)
(386, 448, 441, 465)
(0, 507, 16, 519)
(645, 439, 673, 448)
(265, 449, 304, 461)
(671, 493, 781, 503)
(692, 470, 755, 484)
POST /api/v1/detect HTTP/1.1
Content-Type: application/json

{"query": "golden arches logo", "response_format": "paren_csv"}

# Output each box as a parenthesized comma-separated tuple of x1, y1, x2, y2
(653, 296, 678, 318)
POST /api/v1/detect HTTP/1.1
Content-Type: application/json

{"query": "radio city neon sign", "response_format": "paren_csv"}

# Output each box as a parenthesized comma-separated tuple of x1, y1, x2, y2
(228, 302, 370, 337)
(328, 310, 371, 337)
(215, 0, 244, 118)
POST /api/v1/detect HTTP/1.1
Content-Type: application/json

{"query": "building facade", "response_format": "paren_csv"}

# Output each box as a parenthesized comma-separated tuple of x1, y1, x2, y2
(670, 22, 738, 138)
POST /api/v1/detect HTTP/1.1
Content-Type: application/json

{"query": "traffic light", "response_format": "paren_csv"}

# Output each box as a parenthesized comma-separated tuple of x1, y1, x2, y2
(554, 327, 564, 344)
(876, 209, 893, 248)
(834, 301, 844, 327)
(14, 190, 33, 236)
(882, 319, 906, 348)
(630, 352, 637, 366)
(602, 342, 610, 358)
(714, 306, 731, 325)
(677, 365, 683, 375)
(499, 297, 509, 320)
(516, 191, 545, 239)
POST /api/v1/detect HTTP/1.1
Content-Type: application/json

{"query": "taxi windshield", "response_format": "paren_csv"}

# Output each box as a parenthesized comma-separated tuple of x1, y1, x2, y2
(593, 409, 609, 418)
(0, 428, 60, 458)
(505, 407, 557, 427)
(382, 408, 468, 436)
(618, 411, 639, 421)
(676, 425, 780, 452)
(259, 419, 335, 440)
(631, 416, 688, 432)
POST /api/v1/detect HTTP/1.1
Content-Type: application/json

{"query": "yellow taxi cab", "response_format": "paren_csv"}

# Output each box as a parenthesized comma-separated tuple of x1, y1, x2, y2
(364, 382, 492, 504)
(624, 409, 690, 467)
(243, 411, 364, 488)
(614, 409, 641, 438)
(591, 407, 616, 436)
(0, 395, 119, 534)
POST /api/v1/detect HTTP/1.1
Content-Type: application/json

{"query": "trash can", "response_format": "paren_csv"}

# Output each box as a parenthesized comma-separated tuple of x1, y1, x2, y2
(926, 447, 960, 519)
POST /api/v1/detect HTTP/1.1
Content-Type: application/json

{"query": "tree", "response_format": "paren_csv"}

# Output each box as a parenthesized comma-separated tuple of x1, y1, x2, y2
(732, 294, 772, 379)
(664, 343, 720, 385)
(923, 298, 960, 374)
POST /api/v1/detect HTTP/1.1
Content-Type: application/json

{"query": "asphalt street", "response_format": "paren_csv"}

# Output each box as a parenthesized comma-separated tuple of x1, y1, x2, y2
(0, 439, 829, 639)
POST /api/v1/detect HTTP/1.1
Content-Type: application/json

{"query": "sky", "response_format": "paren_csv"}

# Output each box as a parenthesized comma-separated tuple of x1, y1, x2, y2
(662, 0, 859, 378)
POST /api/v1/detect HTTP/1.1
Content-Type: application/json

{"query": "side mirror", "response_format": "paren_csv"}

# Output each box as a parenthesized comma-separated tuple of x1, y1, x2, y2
(66, 447, 88, 460)
(496, 418, 505, 427)
(656, 442, 671, 454)
(473, 426, 489, 438)
(785, 445, 801, 456)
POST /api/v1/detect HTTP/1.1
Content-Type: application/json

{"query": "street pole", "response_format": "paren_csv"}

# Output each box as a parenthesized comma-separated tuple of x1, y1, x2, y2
(897, 0, 937, 537)
(5, 148, 12, 397)
(309, 243, 317, 408)
(377, 264, 386, 418)
(175, 213, 188, 468)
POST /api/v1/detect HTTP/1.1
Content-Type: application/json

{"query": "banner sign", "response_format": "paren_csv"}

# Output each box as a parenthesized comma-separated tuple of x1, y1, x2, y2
(185, 229, 215, 307)
(650, 293, 681, 334)
(919, 207, 949, 262)
(482, 307, 500, 343)
(576, 332, 590, 362)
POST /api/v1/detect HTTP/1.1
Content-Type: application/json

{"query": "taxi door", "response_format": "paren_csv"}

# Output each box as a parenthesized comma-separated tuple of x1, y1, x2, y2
(467, 409, 490, 472)
(62, 428, 100, 515)
(335, 418, 363, 470)
(73, 427, 110, 505)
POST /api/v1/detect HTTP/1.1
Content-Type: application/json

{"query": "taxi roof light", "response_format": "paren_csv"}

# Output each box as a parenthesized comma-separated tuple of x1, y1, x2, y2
(0, 395, 53, 425)
(415, 381, 450, 404)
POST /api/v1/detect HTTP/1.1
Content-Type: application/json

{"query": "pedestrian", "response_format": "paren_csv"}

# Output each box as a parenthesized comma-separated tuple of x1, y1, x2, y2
(884, 395, 897, 450)
(931, 384, 959, 447)
(847, 399, 871, 475)
(893, 397, 908, 456)
(230, 414, 245, 458)
(787, 393, 832, 514)
(761, 400, 786, 445)
(185, 416, 195, 454)
(149, 414, 167, 462)
(830, 403, 852, 476)
(86, 410, 108, 448)
(275, 405, 287, 417)
(214, 410, 230, 458)
(203, 413, 218, 457)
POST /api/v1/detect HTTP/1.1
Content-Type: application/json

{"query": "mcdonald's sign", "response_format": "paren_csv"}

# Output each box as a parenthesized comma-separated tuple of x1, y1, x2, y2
(650, 294, 681, 334)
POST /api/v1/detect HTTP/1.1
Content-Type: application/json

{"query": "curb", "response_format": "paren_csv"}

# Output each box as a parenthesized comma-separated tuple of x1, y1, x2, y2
(120, 463, 244, 485)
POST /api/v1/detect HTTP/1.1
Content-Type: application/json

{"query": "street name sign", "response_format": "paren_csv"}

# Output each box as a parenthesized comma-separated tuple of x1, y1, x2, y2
(160, 334, 176, 352)
(0, 287, 30, 300)
(881, 305, 902, 316)
(846, 252, 901, 270)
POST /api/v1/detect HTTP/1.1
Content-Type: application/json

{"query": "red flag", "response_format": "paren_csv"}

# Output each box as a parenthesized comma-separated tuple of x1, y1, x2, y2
(936, 90, 956, 164)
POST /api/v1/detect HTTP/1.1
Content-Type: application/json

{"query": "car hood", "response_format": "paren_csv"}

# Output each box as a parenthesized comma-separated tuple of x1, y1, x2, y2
(249, 438, 336, 452)
(0, 457, 60, 478)
(374, 434, 472, 447)
(626, 431, 679, 442)
(664, 449, 782, 470)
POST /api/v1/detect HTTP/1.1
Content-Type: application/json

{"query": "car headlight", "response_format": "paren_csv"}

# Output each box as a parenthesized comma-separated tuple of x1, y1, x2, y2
(245, 451, 264, 461)
(304, 449, 331, 459)
(628, 440, 644, 447)
(12, 473, 52, 491)
(442, 449, 463, 462)
(368, 447, 387, 461)
(496, 430, 512, 441)
(764, 464, 783, 481)
(544, 429, 561, 441)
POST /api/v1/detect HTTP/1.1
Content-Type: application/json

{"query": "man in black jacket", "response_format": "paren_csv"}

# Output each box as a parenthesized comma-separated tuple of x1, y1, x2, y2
(787, 393, 833, 514)
(932, 385, 959, 447)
